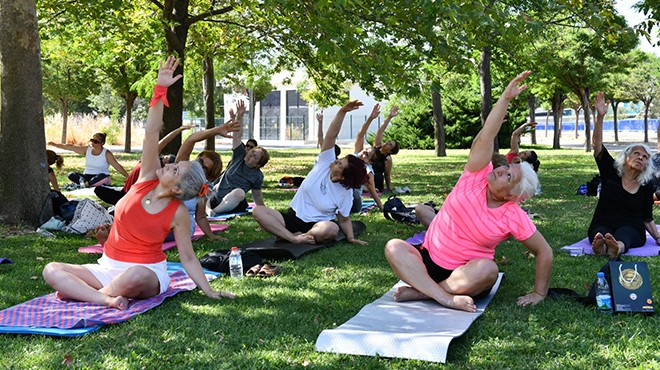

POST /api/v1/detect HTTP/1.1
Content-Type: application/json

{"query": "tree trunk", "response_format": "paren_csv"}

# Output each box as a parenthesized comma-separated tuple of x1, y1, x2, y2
(579, 88, 592, 152)
(60, 98, 68, 143)
(0, 0, 49, 226)
(611, 101, 619, 142)
(527, 94, 535, 124)
(124, 91, 137, 153)
(160, 0, 190, 155)
(431, 84, 446, 157)
(478, 46, 495, 151)
(551, 92, 563, 149)
(202, 57, 215, 151)
(575, 107, 581, 139)
(644, 99, 651, 143)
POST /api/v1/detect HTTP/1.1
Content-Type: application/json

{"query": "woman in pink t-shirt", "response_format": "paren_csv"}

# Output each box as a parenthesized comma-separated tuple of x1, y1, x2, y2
(385, 71, 553, 313)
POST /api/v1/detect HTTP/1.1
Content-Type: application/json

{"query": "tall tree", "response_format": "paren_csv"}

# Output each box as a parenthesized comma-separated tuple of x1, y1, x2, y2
(623, 51, 660, 143)
(0, 0, 49, 226)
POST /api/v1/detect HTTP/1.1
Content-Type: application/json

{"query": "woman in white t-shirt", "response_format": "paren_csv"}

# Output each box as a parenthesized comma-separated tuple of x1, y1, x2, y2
(48, 132, 129, 188)
(253, 101, 368, 245)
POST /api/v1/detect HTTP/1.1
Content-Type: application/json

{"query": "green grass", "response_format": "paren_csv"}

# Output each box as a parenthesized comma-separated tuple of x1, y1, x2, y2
(2, 147, 660, 369)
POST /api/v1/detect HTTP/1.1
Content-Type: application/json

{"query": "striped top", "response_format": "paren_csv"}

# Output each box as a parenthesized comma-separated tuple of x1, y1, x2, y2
(422, 162, 536, 270)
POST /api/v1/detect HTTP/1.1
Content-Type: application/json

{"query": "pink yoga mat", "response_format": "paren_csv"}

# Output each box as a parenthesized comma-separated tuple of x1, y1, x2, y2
(78, 223, 230, 254)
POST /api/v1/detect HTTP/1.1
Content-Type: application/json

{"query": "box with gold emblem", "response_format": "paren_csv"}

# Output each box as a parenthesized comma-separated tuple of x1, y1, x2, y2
(609, 261, 654, 313)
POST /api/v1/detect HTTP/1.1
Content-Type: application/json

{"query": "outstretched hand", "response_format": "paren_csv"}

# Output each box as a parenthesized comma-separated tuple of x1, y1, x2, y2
(516, 292, 544, 307)
(235, 100, 247, 118)
(388, 106, 399, 118)
(502, 71, 531, 101)
(156, 56, 183, 88)
(316, 112, 323, 123)
(205, 289, 237, 299)
(217, 120, 242, 138)
(369, 104, 381, 120)
(594, 91, 609, 117)
(341, 100, 363, 113)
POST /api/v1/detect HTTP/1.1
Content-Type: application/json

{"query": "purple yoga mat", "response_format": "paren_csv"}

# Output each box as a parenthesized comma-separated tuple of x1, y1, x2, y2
(569, 232, 660, 257)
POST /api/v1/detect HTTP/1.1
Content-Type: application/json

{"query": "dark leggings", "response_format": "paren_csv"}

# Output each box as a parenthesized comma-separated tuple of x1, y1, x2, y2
(588, 224, 646, 254)
(68, 172, 109, 187)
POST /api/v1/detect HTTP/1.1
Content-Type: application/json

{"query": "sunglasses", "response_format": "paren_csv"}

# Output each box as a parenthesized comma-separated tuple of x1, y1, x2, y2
(90, 139, 102, 144)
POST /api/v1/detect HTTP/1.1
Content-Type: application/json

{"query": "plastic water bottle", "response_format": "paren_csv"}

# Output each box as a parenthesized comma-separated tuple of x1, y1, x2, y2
(595, 272, 612, 314)
(79, 176, 86, 189)
(229, 247, 243, 278)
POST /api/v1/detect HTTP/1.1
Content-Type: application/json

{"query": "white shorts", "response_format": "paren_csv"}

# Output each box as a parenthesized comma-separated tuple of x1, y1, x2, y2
(83, 254, 170, 295)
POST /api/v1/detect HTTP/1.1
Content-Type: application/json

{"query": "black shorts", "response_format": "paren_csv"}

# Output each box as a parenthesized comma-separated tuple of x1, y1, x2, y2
(415, 245, 453, 283)
(415, 245, 494, 299)
(281, 208, 317, 234)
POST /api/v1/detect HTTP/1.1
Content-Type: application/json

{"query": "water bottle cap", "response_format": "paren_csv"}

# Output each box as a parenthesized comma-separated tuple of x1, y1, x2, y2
(231, 246, 238, 251)
(596, 272, 604, 277)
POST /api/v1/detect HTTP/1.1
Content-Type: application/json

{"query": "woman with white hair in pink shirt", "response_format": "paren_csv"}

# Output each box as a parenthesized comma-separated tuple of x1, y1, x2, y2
(384, 71, 553, 312)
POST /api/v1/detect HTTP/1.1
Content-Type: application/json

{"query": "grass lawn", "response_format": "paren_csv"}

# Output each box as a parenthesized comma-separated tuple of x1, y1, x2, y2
(2, 146, 660, 369)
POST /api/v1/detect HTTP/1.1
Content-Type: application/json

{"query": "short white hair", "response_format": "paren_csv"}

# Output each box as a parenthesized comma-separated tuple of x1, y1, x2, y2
(613, 144, 654, 185)
(511, 162, 539, 202)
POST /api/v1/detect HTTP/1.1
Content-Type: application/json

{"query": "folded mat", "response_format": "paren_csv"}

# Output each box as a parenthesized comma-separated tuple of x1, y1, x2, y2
(359, 199, 376, 212)
(242, 221, 366, 260)
(316, 272, 504, 363)
(207, 203, 255, 221)
(0, 262, 219, 337)
(562, 229, 660, 257)
(78, 223, 229, 254)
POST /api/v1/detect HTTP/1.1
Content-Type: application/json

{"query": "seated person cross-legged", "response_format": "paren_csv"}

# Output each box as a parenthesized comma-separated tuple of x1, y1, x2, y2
(252, 101, 368, 245)
(385, 71, 553, 313)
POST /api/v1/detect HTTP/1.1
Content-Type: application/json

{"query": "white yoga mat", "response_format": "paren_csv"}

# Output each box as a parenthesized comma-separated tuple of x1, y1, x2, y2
(315, 272, 504, 363)
(62, 186, 121, 197)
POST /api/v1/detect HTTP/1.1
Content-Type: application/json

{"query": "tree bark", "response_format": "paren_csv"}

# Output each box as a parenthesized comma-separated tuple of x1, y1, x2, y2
(60, 98, 68, 143)
(478, 46, 495, 151)
(644, 99, 652, 143)
(202, 57, 215, 150)
(612, 101, 619, 143)
(0, 0, 49, 226)
(431, 84, 446, 156)
(579, 87, 592, 152)
(124, 91, 137, 153)
(551, 92, 564, 149)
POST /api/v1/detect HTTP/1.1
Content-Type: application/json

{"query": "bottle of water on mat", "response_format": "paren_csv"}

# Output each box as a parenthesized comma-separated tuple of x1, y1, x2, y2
(229, 247, 243, 278)
(595, 272, 612, 314)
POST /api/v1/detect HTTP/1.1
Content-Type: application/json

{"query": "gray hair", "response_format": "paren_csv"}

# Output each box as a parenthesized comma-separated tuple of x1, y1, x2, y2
(613, 144, 654, 185)
(175, 160, 208, 202)
(510, 162, 539, 202)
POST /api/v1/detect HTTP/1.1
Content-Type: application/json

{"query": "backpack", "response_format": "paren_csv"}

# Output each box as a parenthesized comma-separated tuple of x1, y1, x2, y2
(62, 199, 113, 234)
(199, 248, 261, 274)
(383, 195, 419, 225)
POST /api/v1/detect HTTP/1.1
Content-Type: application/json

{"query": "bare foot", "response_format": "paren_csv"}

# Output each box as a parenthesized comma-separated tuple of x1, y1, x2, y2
(603, 233, 623, 259)
(95, 223, 112, 246)
(441, 295, 477, 313)
(592, 232, 606, 256)
(393, 286, 430, 302)
(292, 233, 315, 244)
(108, 296, 129, 310)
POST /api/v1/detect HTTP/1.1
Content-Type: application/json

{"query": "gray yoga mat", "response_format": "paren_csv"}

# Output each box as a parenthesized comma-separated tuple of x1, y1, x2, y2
(315, 272, 504, 363)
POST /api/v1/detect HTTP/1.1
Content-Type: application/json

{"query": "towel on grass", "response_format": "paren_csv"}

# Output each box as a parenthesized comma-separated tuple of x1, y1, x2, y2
(0, 262, 218, 337)
(316, 273, 503, 363)
(561, 229, 660, 257)
(78, 223, 229, 254)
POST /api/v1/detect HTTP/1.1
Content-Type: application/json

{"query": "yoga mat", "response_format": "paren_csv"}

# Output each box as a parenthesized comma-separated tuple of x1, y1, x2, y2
(360, 199, 376, 212)
(315, 273, 504, 363)
(405, 230, 427, 246)
(62, 186, 122, 197)
(561, 229, 660, 257)
(242, 221, 366, 260)
(207, 203, 255, 221)
(0, 262, 219, 337)
(78, 223, 230, 254)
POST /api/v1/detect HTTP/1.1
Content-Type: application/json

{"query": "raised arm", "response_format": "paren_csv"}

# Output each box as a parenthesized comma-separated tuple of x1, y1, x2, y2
(466, 71, 531, 172)
(47, 142, 87, 156)
(139, 56, 183, 181)
(322, 101, 363, 152)
(374, 106, 398, 147)
(508, 121, 536, 154)
(232, 100, 247, 149)
(355, 104, 380, 153)
(592, 92, 608, 158)
(160, 125, 193, 154)
(175, 121, 238, 162)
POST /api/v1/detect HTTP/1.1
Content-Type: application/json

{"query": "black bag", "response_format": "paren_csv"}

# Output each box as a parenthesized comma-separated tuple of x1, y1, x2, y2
(59, 200, 79, 222)
(199, 248, 261, 274)
(383, 195, 419, 225)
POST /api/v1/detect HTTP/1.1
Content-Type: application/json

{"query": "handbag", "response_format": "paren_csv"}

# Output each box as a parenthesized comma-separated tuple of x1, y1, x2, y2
(62, 199, 113, 234)
(608, 261, 654, 313)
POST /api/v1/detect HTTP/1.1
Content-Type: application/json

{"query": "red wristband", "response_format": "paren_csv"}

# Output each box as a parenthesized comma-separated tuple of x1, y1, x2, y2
(149, 85, 169, 107)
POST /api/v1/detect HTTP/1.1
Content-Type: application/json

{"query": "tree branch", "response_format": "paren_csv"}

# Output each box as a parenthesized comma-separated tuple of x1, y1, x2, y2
(187, 6, 234, 26)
